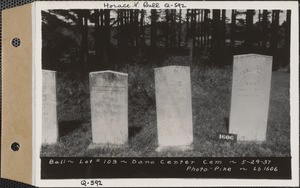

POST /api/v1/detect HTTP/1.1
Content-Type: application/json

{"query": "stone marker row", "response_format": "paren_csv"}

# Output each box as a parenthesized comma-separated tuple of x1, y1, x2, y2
(42, 54, 273, 150)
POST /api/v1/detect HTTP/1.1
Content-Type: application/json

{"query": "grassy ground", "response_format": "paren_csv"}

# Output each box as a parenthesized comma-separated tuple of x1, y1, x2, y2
(41, 56, 290, 157)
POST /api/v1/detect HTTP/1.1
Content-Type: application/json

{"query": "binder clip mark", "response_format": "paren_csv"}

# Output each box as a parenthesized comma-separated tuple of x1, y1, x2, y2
(11, 38, 21, 47)
(11, 142, 20, 151)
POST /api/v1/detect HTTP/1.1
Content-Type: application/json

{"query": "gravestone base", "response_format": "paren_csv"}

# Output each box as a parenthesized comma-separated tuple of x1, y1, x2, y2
(88, 143, 128, 150)
(155, 145, 193, 152)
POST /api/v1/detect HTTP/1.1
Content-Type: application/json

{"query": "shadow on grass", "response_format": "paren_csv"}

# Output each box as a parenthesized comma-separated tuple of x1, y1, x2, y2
(59, 120, 84, 137)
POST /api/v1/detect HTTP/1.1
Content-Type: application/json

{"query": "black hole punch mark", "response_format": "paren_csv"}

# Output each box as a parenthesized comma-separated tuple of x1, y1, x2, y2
(11, 38, 21, 47)
(11, 142, 20, 151)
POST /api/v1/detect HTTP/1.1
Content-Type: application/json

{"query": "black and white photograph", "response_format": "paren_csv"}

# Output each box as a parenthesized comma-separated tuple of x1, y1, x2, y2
(35, 1, 298, 186)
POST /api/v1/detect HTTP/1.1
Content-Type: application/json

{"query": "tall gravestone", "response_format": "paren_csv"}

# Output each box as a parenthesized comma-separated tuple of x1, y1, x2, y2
(89, 71, 128, 148)
(42, 70, 58, 144)
(155, 66, 193, 151)
(229, 54, 272, 141)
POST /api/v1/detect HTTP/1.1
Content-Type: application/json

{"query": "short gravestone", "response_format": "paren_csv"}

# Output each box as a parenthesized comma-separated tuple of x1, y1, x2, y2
(155, 66, 193, 151)
(89, 71, 128, 148)
(229, 54, 272, 141)
(42, 70, 58, 144)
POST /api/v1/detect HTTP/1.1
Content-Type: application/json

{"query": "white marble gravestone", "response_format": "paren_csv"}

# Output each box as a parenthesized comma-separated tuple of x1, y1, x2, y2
(89, 71, 128, 148)
(155, 66, 193, 151)
(42, 70, 58, 144)
(229, 54, 273, 141)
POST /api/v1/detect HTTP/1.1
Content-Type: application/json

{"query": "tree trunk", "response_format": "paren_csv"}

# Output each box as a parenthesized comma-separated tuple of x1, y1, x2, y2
(185, 9, 190, 43)
(77, 10, 89, 71)
(258, 10, 262, 47)
(189, 9, 196, 61)
(285, 10, 291, 67)
(104, 9, 110, 64)
(221, 9, 226, 47)
(262, 10, 269, 48)
(117, 10, 120, 48)
(200, 10, 203, 48)
(270, 10, 280, 51)
(192, 10, 196, 48)
(285, 10, 291, 49)
(94, 10, 100, 61)
(124, 11, 129, 47)
(140, 10, 145, 48)
(77, 12, 83, 70)
(245, 10, 255, 49)
(119, 10, 124, 48)
(230, 10, 236, 48)
(83, 14, 88, 71)
(165, 9, 170, 49)
(104, 9, 110, 46)
(211, 10, 221, 47)
(204, 10, 209, 47)
(99, 10, 104, 61)
(197, 10, 200, 47)
(150, 9, 157, 49)
(129, 10, 134, 47)
(178, 9, 182, 47)
(134, 10, 139, 48)
(171, 9, 176, 48)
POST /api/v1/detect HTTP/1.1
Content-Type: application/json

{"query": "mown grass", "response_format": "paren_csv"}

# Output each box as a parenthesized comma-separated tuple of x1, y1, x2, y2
(41, 56, 290, 157)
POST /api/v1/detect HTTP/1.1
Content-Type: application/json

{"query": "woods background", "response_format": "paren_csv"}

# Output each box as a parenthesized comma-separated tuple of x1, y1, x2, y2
(42, 9, 291, 71)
